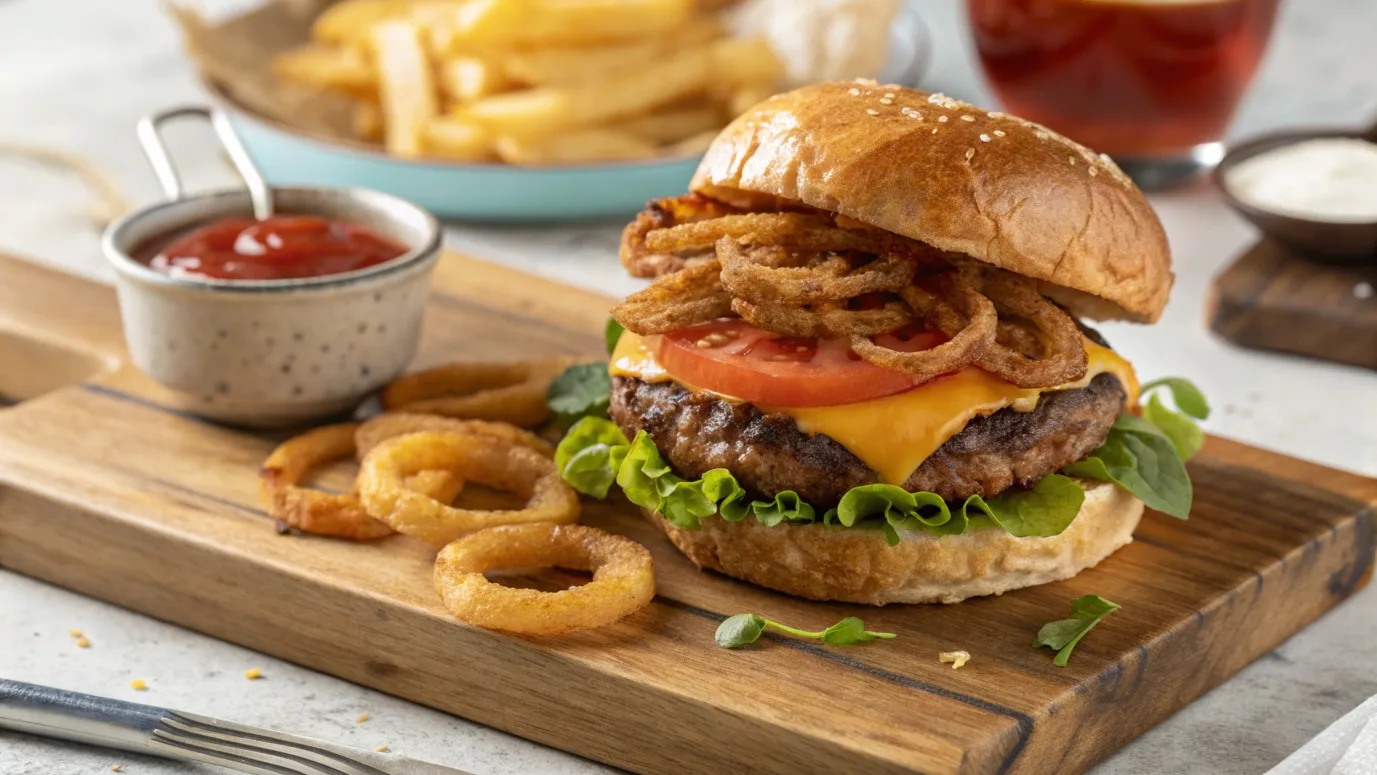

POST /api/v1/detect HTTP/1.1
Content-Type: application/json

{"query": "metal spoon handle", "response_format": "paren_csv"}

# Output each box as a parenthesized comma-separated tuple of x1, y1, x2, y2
(136, 105, 274, 220)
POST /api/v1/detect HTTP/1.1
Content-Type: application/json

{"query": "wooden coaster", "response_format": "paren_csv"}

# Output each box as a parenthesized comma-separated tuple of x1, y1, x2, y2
(1208, 239, 1377, 371)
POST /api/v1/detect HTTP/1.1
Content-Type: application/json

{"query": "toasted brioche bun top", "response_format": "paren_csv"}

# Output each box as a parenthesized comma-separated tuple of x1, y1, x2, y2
(691, 81, 1173, 322)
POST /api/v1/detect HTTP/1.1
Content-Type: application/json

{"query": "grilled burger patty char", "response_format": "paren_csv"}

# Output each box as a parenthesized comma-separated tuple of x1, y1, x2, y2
(608, 372, 1125, 506)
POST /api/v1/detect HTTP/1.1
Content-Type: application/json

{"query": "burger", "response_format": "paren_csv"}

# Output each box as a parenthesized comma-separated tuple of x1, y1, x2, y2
(553, 82, 1204, 605)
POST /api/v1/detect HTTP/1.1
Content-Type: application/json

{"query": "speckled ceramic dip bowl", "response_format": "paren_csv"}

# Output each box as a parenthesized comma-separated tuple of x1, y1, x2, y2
(103, 185, 440, 427)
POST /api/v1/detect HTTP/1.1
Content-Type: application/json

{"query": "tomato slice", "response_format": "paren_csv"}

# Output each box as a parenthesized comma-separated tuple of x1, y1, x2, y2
(658, 319, 950, 407)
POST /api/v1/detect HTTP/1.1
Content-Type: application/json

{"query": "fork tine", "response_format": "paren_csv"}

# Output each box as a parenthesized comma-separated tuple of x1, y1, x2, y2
(152, 715, 381, 775)
(164, 712, 391, 775)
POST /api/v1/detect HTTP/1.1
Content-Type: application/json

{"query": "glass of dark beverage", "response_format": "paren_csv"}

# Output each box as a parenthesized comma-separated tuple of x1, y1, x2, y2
(967, 0, 1280, 189)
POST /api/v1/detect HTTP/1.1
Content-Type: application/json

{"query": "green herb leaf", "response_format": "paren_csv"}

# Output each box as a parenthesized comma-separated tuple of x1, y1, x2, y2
(1034, 594, 1121, 667)
(553, 417, 629, 498)
(546, 363, 612, 429)
(820, 616, 897, 645)
(964, 474, 1086, 538)
(605, 317, 626, 355)
(1141, 377, 1210, 419)
(715, 614, 766, 648)
(1142, 394, 1205, 462)
(1064, 413, 1193, 519)
(715, 613, 896, 649)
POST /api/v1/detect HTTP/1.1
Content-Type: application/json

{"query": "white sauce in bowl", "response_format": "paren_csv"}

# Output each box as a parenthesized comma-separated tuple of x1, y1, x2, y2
(1223, 138, 1377, 223)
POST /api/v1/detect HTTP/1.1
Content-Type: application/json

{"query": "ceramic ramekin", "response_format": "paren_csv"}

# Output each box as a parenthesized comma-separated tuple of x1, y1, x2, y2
(103, 185, 440, 428)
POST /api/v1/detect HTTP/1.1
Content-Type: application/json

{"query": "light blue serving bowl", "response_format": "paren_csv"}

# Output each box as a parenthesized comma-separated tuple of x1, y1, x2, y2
(210, 85, 701, 223)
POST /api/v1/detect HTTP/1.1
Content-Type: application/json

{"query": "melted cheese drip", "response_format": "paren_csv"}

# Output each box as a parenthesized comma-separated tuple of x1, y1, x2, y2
(609, 332, 1139, 486)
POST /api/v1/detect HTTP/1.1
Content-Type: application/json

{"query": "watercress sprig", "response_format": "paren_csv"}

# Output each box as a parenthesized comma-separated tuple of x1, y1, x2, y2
(715, 613, 896, 649)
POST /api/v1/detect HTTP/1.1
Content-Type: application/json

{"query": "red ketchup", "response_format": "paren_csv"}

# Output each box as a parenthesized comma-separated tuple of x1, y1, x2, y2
(144, 215, 409, 281)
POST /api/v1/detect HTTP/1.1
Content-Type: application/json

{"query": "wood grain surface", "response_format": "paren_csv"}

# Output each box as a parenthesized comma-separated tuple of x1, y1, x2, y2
(0, 252, 1373, 775)
(1209, 239, 1377, 371)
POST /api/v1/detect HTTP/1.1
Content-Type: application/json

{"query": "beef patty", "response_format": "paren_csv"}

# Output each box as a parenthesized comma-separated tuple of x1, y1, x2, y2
(608, 372, 1125, 507)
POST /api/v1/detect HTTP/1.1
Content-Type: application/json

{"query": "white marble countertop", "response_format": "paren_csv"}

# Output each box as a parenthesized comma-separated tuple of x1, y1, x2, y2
(2, 1, 1376, 773)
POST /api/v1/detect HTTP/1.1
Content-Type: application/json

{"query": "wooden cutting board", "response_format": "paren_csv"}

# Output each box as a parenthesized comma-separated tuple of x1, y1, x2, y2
(1208, 240, 1377, 371)
(1, 252, 1373, 775)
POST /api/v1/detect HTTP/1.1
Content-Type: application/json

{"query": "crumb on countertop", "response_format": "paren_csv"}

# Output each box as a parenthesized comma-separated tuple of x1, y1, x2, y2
(111, 766, 122, 772)
(130, 679, 147, 691)
(939, 650, 971, 669)
(375, 744, 389, 753)
(244, 668, 263, 680)
(76, 636, 91, 649)
(69, 629, 83, 638)
(356, 712, 370, 724)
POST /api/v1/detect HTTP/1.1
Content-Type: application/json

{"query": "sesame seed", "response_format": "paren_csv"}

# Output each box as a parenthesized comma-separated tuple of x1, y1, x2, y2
(356, 712, 371, 723)
(866, 109, 880, 116)
(988, 111, 1005, 118)
(938, 115, 948, 123)
(69, 629, 82, 638)
(879, 98, 893, 105)
(965, 148, 975, 161)
(130, 680, 147, 691)
(960, 115, 976, 122)
(1069, 156, 1076, 165)
(980, 134, 991, 142)
(884, 92, 895, 98)
(931, 128, 939, 134)
(848, 87, 860, 96)
(245, 668, 263, 680)
(76, 636, 90, 648)
(1088, 167, 1099, 177)
(112, 767, 123, 773)
(1036, 131, 1050, 140)
(993, 130, 1006, 137)
(375, 745, 390, 753)
(1099, 153, 1113, 163)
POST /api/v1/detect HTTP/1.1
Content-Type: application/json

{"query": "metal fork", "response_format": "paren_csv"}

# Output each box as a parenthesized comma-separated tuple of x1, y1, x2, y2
(0, 679, 472, 775)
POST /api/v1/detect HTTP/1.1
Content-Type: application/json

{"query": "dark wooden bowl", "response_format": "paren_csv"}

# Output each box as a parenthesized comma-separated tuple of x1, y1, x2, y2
(1214, 127, 1377, 264)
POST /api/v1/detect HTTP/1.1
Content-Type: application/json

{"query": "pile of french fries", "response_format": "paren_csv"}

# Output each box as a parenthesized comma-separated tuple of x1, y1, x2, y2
(273, 0, 783, 165)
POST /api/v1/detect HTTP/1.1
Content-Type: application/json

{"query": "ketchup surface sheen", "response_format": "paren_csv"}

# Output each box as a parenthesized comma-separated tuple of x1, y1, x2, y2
(146, 215, 409, 281)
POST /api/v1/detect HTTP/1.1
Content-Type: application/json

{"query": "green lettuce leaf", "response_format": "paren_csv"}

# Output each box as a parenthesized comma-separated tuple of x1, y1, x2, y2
(963, 474, 1086, 538)
(751, 491, 814, 527)
(605, 317, 626, 354)
(1141, 377, 1210, 419)
(554, 417, 629, 498)
(1034, 594, 1121, 667)
(1064, 414, 1192, 519)
(1142, 394, 1205, 462)
(546, 363, 612, 429)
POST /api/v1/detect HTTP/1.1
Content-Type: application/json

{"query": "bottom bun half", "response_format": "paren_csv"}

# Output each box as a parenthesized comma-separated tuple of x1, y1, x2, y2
(645, 481, 1143, 605)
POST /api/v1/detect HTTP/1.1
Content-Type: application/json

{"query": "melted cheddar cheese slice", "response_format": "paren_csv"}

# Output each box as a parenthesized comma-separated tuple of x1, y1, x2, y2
(610, 332, 1139, 486)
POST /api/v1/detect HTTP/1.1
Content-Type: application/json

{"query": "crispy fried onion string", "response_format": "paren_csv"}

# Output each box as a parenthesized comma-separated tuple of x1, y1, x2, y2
(972, 272, 1089, 388)
(381, 358, 579, 427)
(356, 413, 555, 461)
(358, 431, 580, 546)
(716, 238, 916, 304)
(849, 276, 999, 383)
(434, 523, 655, 635)
(733, 297, 912, 338)
(620, 193, 744, 277)
(258, 423, 465, 540)
(610, 259, 733, 334)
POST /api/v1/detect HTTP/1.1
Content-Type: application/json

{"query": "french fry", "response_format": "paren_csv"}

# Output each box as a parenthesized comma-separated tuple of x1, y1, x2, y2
(494, 129, 657, 165)
(273, 45, 376, 94)
(313, 0, 410, 45)
(423, 118, 491, 160)
(457, 0, 692, 45)
(371, 20, 438, 158)
(727, 84, 777, 118)
(407, 1, 467, 53)
(618, 107, 723, 145)
(501, 17, 722, 87)
(663, 129, 719, 157)
(461, 44, 713, 135)
(709, 37, 783, 86)
(354, 101, 385, 142)
(438, 57, 508, 103)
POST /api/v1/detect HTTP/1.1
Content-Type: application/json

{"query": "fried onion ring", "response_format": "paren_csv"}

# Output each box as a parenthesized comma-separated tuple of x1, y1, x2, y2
(620, 193, 743, 277)
(610, 259, 733, 334)
(259, 424, 464, 540)
(381, 358, 578, 427)
(973, 272, 1089, 388)
(434, 523, 655, 635)
(716, 238, 915, 304)
(358, 431, 579, 545)
(848, 277, 998, 383)
(356, 413, 555, 461)
(732, 297, 912, 338)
